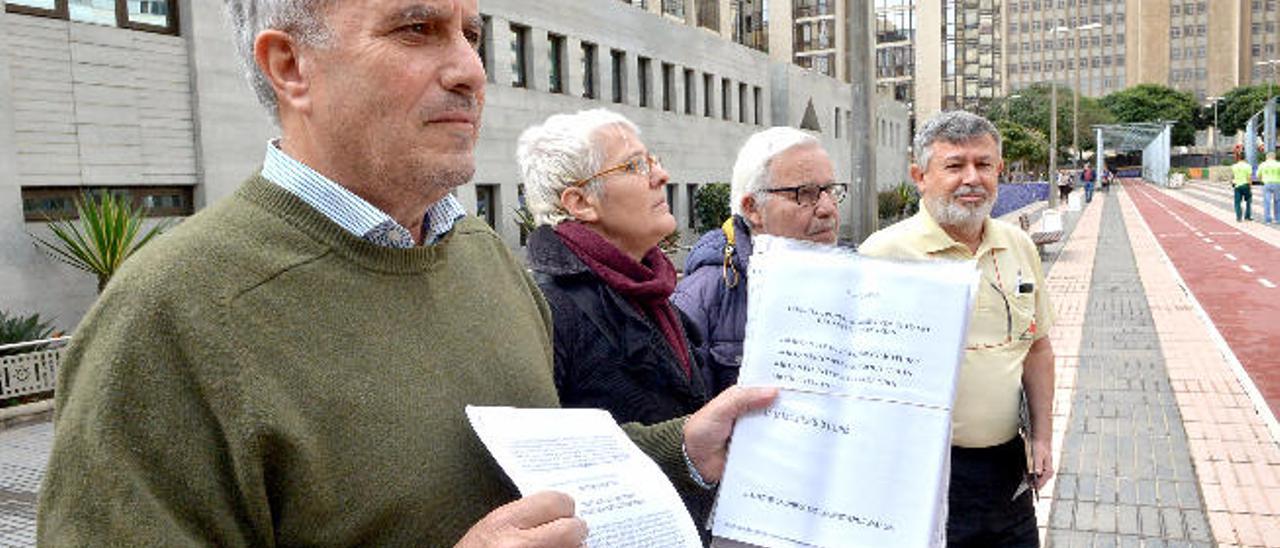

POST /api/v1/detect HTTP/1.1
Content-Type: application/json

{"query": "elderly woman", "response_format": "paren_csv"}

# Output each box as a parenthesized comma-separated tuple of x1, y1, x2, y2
(517, 109, 710, 427)
(517, 109, 713, 534)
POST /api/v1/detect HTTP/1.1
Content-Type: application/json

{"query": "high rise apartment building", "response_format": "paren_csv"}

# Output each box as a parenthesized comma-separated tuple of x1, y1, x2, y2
(1006, 0, 1279, 101)
(887, 0, 1005, 122)
(876, 0, 916, 105)
(884, 0, 1280, 127)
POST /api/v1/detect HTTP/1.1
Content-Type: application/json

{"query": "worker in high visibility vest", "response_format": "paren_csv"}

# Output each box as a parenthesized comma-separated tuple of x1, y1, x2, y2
(1259, 152, 1280, 224)
(1230, 154, 1254, 222)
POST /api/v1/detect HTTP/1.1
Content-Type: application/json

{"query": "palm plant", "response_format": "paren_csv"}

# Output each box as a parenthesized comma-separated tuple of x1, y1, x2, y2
(30, 192, 172, 293)
(0, 311, 55, 356)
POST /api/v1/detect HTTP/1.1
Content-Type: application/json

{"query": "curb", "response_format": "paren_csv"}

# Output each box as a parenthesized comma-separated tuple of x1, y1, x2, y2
(0, 399, 53, 431)
(997, 199, 1048, 224)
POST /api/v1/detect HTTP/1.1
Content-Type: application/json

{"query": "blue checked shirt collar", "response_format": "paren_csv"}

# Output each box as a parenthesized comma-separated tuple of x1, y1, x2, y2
(260, 140, 465, 247)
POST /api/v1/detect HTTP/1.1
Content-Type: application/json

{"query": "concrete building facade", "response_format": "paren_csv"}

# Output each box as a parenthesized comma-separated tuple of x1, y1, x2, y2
(2, 0, 867, 332)
(1003, 0, 1278, 102)
(894, 0, 1280, 127)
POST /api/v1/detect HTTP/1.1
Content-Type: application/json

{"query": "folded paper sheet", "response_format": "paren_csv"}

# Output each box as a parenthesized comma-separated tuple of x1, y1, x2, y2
(712, 236, 978, 548)
(467, 406, 702, 548)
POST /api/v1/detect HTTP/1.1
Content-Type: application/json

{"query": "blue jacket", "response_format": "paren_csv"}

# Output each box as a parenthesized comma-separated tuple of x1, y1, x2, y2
(527, 225, 714, 532)
(672, 215, 753, 396)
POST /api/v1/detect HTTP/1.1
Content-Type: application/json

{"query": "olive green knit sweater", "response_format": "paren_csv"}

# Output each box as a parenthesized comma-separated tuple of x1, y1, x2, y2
(37, 176, 687, 546)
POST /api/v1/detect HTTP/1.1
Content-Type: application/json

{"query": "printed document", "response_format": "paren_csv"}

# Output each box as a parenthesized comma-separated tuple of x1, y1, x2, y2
(466, 406, 702, 548)
(712, 236, 978, 548)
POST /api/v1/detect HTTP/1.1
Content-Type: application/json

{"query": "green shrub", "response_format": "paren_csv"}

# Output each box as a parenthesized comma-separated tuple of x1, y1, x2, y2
(878, 182, 919, 222)
(31, 192, 172, 292)
(659, 229, 682, 256)
(513, 205, 536, 246)
(0, 311, 55, 356)
(693, 183, 732, 234)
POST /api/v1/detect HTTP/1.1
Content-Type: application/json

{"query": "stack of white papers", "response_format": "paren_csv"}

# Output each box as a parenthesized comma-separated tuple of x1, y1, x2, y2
(467, 406, 703, 548)
(712, 236, 978, 548)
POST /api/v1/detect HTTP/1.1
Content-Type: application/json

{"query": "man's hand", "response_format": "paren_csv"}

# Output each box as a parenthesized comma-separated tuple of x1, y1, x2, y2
(454, 491, 587, 548)
(1030, 437, 1053, 489)
(683, 386, 779, 484)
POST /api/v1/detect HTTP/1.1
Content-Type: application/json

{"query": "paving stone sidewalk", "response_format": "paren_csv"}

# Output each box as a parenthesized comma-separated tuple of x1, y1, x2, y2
(1047, 189, 1214, 547)
(0, 420, 50, 547)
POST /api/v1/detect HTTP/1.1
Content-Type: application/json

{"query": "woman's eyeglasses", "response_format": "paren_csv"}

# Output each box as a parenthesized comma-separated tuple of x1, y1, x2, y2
(570, 154, 662, 188)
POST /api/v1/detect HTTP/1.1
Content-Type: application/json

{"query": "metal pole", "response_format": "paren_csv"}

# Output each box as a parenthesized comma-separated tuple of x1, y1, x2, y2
(1213, 101, 1219, 163)
(1048, 33, 1059, 207)
(845, 0, 877, 244)
(1096, 127, 1104, 183)
(1266, 97, 1276, 155)
(1073, 32, 1081, 171)
(1247, 114, 1259, 169)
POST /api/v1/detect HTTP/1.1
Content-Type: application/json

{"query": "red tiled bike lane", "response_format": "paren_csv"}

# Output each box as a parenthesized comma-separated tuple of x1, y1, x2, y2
(1126, 181, 1280, 417)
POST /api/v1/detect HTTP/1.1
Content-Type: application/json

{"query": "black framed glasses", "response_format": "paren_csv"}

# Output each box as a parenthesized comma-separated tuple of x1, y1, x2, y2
(570, 153, 662, 188)
(762, 183, 848, 206)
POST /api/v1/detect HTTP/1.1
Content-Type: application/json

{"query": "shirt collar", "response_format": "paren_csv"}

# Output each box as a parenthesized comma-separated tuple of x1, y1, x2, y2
(909, 209, 1007, 257)
(260, 139, 465, 247)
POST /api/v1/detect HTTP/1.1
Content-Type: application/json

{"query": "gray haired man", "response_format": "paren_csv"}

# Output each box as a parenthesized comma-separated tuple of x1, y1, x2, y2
(860, 110, 1056, 547)
(37, 1, 774, 545)
(675, 127, 844, 396)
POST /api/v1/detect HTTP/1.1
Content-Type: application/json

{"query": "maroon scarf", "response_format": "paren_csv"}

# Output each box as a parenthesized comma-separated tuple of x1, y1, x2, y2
(554, 222, 691, 378)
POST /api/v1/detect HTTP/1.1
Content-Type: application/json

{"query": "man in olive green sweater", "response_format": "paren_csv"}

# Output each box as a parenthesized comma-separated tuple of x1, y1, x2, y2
(37, 1, 775, 545)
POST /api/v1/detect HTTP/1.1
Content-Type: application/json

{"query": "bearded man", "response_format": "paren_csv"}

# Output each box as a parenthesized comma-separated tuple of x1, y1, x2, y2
(859, 110, 1056, 548)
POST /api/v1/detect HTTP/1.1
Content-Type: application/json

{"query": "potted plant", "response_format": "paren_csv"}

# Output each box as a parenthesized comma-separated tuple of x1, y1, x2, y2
(30, 192, 172, 293)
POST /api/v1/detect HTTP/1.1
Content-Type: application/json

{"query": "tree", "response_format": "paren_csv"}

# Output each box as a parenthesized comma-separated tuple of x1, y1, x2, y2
(692, 182, 731, 234)
(996, 119, 1049, 175)
(987, 83, 1113, 163)
(31, 192, 172, 293)
(1099, 84, 1200, 146)
(1215, 84, 1275, 138)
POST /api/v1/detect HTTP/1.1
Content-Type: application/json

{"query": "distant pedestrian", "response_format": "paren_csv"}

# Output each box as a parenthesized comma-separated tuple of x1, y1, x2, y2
(1082, 165, 1096, 203)
(1057, 170, 1073, 203)
(1259, 152, 1280, 224)
(1231, 155, 1254, 222)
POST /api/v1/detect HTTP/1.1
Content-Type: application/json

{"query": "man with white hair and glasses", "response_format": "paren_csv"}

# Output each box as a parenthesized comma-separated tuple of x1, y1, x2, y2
(860, 110, 1056, 547)
(37, 1, 775, 545)
(674, 127, 843, 396)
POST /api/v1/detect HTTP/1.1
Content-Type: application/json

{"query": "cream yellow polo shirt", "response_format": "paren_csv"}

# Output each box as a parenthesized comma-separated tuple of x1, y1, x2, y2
(860, 210, 1055, 448)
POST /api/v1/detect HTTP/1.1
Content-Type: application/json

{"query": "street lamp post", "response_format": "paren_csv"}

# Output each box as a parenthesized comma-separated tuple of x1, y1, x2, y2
(1049, 37, 1059, 207)
(1068, 23, 1102, 171)
(1046, 23, 1101, 208)
(1206, 96, 1221, 164)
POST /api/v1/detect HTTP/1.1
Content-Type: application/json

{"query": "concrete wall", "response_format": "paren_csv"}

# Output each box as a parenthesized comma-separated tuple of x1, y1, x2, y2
(2, 0, 856, 332)
(1125, 0, 1170, 88)
(181, 0, 274, 208)
(1206, 0, 1245, 99)
(769, 63, 855, 239)
(874, 92, 912, 192)
(472, 0, 853, 252)
(914, 0, 943, 122)
(0, 10, 197, 333)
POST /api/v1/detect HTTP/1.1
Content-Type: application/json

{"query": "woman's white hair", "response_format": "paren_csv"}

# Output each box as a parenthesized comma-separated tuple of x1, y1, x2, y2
(517, 108, 640, 226)
(224, 0, 335, 124)
(730, 127, 820, 216)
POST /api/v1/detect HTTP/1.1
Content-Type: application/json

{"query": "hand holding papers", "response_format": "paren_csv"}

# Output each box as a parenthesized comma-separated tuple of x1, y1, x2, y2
(466, 406, 703, 548)
(711, 236, 979, 548)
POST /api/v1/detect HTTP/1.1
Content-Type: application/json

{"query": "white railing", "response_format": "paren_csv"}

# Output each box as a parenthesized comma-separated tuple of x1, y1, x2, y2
(1, 337, 70, 399)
